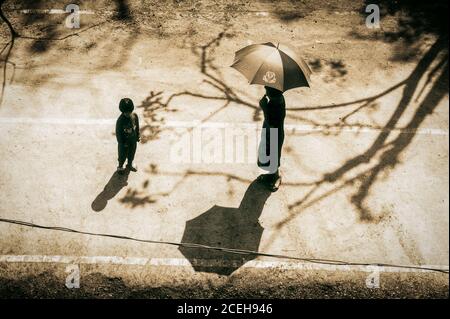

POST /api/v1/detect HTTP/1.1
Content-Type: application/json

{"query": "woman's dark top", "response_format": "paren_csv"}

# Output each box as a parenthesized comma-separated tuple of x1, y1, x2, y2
(259, 94, 286, 128)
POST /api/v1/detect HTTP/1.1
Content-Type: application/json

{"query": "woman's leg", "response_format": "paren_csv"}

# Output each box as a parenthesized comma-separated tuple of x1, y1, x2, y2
(277, 125, 285, 169)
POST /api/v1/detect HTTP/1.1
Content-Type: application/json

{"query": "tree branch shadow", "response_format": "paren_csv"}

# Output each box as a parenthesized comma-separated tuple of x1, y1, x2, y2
(283, 36, 448, 225)
(1, 0, 140, 100)
(0, 0, 18, 106)
(120, 29, 448, 230)
(167, 29, 262, 122)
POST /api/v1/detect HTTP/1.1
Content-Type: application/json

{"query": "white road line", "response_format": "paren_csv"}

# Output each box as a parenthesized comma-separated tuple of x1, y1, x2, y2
(0, 255, 448, 273)
(11, 9, 316, 16)
(18, 9, 95, 15)
(0, 117, 115, 126)
(0, 117, 448, 135)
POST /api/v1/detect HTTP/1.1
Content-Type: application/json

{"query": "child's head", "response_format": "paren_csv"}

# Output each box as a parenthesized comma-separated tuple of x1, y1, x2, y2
(119, 98, 134, 116)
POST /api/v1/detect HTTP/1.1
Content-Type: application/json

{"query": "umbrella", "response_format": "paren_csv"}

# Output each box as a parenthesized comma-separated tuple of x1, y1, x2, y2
(231, 42, 311, 92)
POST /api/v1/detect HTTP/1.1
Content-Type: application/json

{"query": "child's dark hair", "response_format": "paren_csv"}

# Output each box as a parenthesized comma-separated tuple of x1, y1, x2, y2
(264, 86, 283, 98)
(119, 98, 134, 113)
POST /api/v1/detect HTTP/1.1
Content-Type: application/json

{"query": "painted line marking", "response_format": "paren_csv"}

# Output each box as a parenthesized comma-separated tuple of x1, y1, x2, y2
(0, 117, 448, 136)
(9, 9, 323, 16)
(18, 9, 95, 15)
(0, 255, 448, 273)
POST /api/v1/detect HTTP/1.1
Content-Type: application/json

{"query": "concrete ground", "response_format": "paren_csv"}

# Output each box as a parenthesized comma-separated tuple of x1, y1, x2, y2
(0, 0, 448, 298)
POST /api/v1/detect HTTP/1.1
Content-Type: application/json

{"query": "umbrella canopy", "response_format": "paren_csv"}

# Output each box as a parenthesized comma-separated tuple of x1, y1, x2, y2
(231, 42, 311, 92)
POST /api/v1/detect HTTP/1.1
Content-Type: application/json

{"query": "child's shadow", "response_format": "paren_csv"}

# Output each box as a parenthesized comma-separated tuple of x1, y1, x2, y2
(91, 170, 129, 212)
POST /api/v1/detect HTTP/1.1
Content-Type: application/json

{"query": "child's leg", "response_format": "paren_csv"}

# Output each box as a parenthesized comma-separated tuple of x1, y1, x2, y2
(118, 143, 127, 168)
(126, 141, 137, 168)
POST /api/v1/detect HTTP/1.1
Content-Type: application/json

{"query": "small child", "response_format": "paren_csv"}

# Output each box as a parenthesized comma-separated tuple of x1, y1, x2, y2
(116, 98, 140, 174)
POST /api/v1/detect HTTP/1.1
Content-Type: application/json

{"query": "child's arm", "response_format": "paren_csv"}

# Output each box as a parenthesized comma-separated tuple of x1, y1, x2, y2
(135, 114, 140, 142)
(116, 118, 124, 144)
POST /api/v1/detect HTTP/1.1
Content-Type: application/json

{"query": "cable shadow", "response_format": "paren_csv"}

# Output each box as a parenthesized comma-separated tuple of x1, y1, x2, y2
(179, 178, 272, 275)
(91, 170, 130, 212)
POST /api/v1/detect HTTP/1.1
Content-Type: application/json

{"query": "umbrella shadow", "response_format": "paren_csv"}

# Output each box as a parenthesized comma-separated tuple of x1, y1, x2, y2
(91, 170, 130, 212)
(179, 178, 272, 275)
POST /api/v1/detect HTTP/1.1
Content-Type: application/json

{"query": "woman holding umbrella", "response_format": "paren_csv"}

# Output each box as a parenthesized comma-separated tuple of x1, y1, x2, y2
(231, 42, 311, 191)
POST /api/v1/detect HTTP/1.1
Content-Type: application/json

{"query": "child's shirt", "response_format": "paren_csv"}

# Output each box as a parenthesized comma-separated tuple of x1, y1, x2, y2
(116, 112, 140, 144)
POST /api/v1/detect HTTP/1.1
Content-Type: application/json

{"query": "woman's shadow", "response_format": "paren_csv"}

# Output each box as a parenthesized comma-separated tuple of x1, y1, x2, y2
(179, 178, 272, 275)
(91, 170, 130, 212)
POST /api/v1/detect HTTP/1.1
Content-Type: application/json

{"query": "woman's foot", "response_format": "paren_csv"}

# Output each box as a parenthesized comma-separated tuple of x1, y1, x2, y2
(257, 173, 281, 192)
(126, 163, 137, 172)
(257, 174, 273, 184)
(270, 175, 282, 192)
(117, 166, 126, 174)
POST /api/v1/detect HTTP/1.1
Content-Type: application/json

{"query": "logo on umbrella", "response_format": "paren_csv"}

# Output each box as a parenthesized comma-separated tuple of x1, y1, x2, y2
(263, 71, 277, 84)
